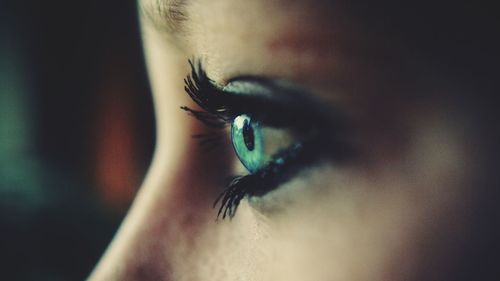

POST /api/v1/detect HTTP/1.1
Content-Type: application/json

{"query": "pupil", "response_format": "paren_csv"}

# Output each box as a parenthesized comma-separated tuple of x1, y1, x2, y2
(242, 120, 255, 151)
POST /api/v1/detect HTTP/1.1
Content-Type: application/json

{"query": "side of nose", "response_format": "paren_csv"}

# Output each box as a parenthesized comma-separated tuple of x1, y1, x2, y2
(88, 144, 217, 281)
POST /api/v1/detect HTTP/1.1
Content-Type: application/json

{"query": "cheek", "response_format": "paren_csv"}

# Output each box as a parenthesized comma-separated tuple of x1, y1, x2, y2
(169, 203, 269, 281)
(265, 115, 473, 280)
(171, 112, 475, 281)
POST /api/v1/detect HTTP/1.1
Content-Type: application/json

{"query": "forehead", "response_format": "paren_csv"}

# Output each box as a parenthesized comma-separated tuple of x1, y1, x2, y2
(141, 0, 371, 82)
(140, 0, 351, 39)
(139, 0, 496, 95)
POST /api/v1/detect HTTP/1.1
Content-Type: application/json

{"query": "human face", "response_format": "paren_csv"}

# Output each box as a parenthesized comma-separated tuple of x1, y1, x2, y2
(89, 1, 499, 280)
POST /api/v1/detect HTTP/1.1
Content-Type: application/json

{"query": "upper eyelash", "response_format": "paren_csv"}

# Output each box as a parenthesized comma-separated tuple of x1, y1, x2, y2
(181, 60, 318, 131)
(181, 60, 232, 128)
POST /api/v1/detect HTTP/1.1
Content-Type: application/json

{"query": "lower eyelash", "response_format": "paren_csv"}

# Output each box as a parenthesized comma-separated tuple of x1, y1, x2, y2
(214, 143, 309, 219)
(213, 176, 250, 219)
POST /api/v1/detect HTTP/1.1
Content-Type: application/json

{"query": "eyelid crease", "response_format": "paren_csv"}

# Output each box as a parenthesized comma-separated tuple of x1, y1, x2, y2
(221, 78, 349, 133)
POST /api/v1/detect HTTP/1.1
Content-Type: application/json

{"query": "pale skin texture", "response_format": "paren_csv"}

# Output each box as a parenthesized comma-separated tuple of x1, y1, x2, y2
(89, 1, 495, 280)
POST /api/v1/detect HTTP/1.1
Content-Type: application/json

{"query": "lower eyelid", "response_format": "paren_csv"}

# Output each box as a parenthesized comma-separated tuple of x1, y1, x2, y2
(246, 162, 332, 216)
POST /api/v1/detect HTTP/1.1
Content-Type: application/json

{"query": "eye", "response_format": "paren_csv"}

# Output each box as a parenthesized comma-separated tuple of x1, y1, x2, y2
(231, 113, 297, 174)
(231, 114, 264, 173)
(181, 60, 353, 219)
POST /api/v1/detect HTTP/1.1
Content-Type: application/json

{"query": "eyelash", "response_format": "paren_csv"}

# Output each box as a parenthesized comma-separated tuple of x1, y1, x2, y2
(181, 60, 231, 129)
(181, 59, 350, 219)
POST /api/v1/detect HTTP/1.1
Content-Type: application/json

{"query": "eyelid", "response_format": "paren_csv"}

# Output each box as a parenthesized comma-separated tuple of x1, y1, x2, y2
(223, 76, 311, 104)
(182, 59, 342, 131)
(220, 77, 347, 134)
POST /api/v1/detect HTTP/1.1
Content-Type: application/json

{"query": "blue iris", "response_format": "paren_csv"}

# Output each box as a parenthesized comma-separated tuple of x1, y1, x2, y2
(231, 114, 264, 173)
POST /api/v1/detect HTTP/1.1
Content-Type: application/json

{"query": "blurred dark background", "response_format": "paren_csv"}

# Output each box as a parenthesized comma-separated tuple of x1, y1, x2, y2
(0, 0, 155, 280)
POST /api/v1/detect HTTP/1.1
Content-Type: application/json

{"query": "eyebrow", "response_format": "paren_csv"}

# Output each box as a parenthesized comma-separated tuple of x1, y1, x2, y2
(139, 0, 189, 36)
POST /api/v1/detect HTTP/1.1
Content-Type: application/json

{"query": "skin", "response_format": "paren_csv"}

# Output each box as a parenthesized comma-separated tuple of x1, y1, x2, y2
(89, 1, 498, 280)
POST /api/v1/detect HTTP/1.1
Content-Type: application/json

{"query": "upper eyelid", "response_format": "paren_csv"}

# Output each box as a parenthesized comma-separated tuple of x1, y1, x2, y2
(183, 59, 348, 135)
(221, 79, 347, 131)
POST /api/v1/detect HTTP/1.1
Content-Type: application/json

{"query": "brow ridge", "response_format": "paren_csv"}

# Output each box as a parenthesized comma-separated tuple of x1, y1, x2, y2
(140, 0, 189, 36)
